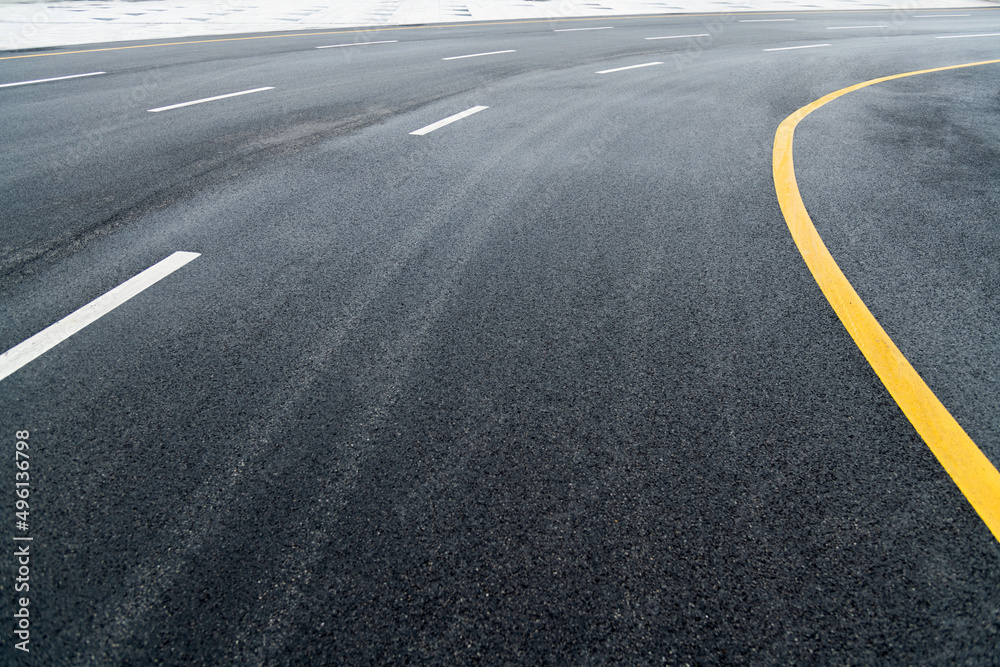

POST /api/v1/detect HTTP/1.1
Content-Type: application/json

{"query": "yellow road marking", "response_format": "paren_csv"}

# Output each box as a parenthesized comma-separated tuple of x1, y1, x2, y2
(772, 59, 1000, 543)
(2, 7, 997, 61)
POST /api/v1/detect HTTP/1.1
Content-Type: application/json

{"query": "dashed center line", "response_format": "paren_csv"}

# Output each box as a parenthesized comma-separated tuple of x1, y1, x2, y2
(441, 49, 516, 60)
(936, 33, 1000, 39)
(764, 43, 831, 52)
(554, 26, 613, 32)
(316, 40, 398, 48)
(0, 71, 105, 88)
(0, 252, 201, 382)
(147, 86, 274, 112)
(596, 61, 663, 74)
(739, 18, 795, 22)
(410, 105, 488, 135)
(826, 25, 884, 30)
(645, 33, 709, 40)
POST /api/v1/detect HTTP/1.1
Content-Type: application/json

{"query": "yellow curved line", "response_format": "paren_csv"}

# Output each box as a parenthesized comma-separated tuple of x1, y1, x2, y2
(773, 59, 1000, 543)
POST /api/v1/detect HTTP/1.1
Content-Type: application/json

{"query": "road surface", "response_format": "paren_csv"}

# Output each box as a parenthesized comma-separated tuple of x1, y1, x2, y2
(1, 9, 999, 663)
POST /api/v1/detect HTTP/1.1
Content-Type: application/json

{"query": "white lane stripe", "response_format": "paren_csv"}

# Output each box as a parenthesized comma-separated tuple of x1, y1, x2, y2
(441, 49, 517, 60)
(645, 33, 709, 39)
(764, 43, 831, 51)
(739, 18, 795, 22)
(0, 252, 200, 382)
(596, 61, 663, 74)
(554, 26, 614, 31)
(442, 49, 516, 60)
(936, 33, 1000, 39)
(409, 106, 488, 135)
(916, 14, 970, 17)
(0, 71, 105, 88)
(826, 25, 884, 29)
(316, 40, 398, 48)
(148, 86, 273, 112)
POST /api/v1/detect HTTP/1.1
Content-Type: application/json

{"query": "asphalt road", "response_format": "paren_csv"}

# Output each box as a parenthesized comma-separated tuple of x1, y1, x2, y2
(2, 8, 999, 664)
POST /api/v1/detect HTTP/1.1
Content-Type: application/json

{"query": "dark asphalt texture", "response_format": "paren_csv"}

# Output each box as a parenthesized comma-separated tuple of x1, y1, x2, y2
(1, 9, 999, 664)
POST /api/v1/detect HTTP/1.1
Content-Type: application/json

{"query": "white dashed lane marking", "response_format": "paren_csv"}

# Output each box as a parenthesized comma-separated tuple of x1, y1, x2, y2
(409, 106, 489, 135)
(0, 252, 201, 382)
(0, 71, 105, 88)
